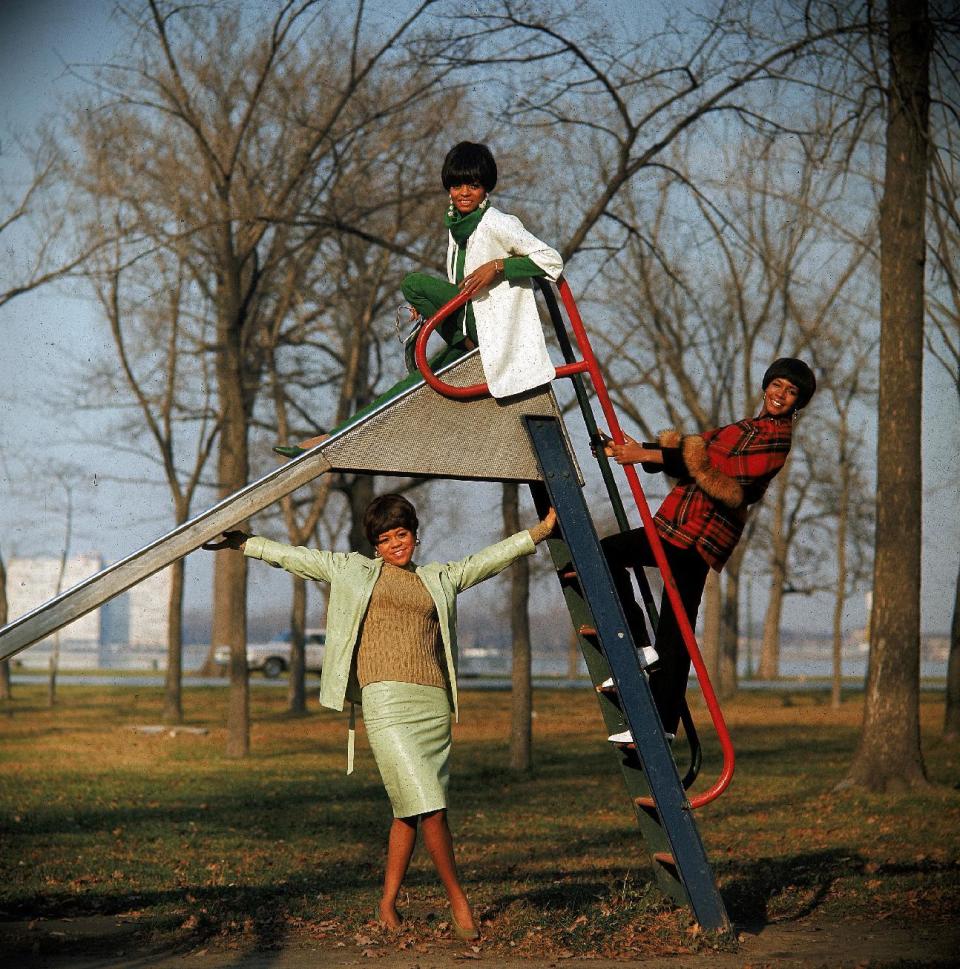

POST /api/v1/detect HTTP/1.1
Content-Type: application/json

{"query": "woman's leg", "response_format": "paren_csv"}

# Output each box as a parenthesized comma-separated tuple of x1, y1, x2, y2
(420, 809, 475, 931)
(380, 816, 418, 929)
(600, 529, 656, 651)
(648, 545, 709, 735)
(278, 275, 472, 452)
(401, 272, 471, 347)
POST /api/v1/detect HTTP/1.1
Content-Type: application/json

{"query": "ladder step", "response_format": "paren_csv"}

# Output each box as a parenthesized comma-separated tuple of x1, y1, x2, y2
(653, 851, 678, 873)
(559, 567, 578, 583)
(595, 676, 617, 696)
(578, 624, 597, 638)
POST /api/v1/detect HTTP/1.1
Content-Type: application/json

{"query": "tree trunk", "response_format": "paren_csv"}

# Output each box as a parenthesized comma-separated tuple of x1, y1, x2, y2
(943, 558, 960, 739)
(347, 476, 376, 557)
(843, 0, 931, 791)
(831, 429, 851, 710)
(0, 550, 10, 701)
(718, 546, 745, 699)
(701, 569, 721, 686)
(503, 483, 532, 772)
(163, 560, 185, 724)
(288, 574, 307, 716)
(758, 468, 790, 679)
(213, 324, 251, 758)
(47, 640, 59, 707)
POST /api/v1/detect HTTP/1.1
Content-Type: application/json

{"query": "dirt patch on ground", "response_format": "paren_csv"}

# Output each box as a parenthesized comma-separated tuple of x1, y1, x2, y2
(4, 914, 957, 968)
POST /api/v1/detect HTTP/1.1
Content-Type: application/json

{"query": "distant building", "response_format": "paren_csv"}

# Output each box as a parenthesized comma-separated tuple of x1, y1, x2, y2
(6, 557, 172, 670)
(106, 568, 171, 669)
(7, 555, 103, 669)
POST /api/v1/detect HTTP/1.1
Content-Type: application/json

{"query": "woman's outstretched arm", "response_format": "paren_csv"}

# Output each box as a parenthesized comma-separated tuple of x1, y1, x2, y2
(447, 506, 557, 593)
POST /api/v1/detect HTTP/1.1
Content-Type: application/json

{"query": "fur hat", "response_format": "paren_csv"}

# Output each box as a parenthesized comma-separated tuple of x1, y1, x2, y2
(762, 358, 816, 410)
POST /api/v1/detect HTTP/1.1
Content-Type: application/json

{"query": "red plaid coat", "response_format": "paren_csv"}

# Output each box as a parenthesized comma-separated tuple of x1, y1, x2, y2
(653, 415, 793, 571)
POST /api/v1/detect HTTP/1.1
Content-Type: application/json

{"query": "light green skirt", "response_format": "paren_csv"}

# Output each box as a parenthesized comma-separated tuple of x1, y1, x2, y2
(361, 681, 452, 819)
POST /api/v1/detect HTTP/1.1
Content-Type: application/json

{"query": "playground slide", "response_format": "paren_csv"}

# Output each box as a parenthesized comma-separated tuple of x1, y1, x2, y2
(0, 351, 568, 665)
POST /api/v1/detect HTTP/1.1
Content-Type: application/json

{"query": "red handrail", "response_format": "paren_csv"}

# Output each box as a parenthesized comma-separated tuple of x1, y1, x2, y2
(414, 279, 735, 809)
(412, 290, 588, 399)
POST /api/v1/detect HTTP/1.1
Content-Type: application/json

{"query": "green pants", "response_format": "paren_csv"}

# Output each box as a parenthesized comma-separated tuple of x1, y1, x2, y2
(401, 272, 478, 347)
(327, 274, 475, 434)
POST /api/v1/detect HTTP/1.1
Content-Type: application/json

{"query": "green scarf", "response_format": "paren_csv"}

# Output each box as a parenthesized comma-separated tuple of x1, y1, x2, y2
(444, 203, 487, 247)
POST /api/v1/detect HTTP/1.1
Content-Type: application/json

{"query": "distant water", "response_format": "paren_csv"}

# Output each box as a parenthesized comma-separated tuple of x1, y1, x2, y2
(13, 643, 948, 683)
(521, 654, 947, 681)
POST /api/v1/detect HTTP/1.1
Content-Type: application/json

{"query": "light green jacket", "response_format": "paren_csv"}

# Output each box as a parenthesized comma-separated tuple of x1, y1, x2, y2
(244, 529, 537, 722)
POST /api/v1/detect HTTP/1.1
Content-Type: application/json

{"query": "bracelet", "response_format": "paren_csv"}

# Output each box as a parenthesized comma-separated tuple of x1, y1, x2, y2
(495, 259, 504, 273)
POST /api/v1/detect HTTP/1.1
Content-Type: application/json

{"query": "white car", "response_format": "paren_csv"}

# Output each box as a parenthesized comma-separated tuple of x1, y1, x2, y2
(214, 629, 326, 678)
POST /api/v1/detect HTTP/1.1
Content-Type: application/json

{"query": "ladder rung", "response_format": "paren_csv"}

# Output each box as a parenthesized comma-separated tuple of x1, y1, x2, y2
(578, 624, 597, 637)
(653, 851, 677, 871)
(595, 677, 617, 696)
(558, 567, 578, 582)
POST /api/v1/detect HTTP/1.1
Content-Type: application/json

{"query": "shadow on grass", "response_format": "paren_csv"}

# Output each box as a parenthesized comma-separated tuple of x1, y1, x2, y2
(719, 848, 863, 922)
(0, 874, 342, 961)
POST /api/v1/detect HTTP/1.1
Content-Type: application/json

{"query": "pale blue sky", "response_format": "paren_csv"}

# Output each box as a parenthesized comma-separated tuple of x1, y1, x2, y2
(1, 0, 957, 638)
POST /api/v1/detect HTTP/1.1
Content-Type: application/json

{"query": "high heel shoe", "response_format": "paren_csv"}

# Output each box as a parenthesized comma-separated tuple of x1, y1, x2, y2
(451, 911, 479, 941)
(273, 444, 306, 458)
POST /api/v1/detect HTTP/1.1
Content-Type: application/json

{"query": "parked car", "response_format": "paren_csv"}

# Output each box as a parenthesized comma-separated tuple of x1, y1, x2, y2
(214, 629, 326, 678)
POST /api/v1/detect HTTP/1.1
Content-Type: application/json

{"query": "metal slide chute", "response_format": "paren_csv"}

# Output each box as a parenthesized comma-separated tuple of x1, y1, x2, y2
(0, 352, 570, 665)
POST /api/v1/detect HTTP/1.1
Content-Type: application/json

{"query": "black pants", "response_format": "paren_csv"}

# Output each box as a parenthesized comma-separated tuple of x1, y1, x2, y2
(601, 529, 709, 734)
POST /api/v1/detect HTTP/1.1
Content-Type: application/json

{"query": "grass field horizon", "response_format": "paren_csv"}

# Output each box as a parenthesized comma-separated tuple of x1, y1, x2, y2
(1, 684, 957, 960)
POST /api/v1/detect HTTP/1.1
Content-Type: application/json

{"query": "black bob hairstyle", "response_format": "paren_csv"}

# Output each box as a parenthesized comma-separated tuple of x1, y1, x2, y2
(441, 141, 498, 193)
(364, 493, 419, 546)
(762, 357, 817, 411)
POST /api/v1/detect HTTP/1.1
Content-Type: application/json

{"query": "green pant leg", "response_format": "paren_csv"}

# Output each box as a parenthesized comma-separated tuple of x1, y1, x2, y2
(327, 342, 468, 434)
(401, 272, 478, 346)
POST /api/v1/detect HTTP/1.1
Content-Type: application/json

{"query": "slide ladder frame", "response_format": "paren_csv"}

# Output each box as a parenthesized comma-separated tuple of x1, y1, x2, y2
(525, 415, 730, 933)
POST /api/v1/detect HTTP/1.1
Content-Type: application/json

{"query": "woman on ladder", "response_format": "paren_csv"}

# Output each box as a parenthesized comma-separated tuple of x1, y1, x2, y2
(600, 358, 816, 741)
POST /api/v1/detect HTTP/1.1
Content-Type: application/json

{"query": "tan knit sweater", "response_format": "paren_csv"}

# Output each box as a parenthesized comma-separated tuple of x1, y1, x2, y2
(356, 525, 552, 689)
(356, 563, 446, 689)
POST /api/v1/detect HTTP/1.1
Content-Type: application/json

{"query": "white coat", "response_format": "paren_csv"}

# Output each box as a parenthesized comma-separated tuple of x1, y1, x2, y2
(446, 205, 564, 398)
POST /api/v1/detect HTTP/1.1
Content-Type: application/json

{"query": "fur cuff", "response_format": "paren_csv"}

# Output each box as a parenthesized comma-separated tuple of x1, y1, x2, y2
(681, 435, 744, 508)
(658, 428, 681, 449)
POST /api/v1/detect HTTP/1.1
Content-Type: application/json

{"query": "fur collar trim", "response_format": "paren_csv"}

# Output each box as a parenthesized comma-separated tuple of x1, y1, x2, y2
(681, 435, 744, 508)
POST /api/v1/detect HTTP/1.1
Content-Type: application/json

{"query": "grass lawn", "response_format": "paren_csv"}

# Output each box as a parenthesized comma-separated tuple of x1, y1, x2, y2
(0, 683, 957, 960)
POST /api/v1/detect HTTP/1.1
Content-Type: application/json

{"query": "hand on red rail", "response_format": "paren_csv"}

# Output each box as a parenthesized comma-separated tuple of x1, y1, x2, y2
(457, 259, 502, 297)
(600, 431, 661, 467)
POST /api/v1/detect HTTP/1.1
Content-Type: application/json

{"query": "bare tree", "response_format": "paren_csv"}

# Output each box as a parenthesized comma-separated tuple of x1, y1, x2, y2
(842, 0, 933, 792)
(926, 104, 960, 739)
(501, 482, 532, 771)
(0, 548, 9, 701)
(0, 135, 112, 310)
(46, 474, 76, 708)
(78, 239, 220, 723)
(67, 0, 451, 756)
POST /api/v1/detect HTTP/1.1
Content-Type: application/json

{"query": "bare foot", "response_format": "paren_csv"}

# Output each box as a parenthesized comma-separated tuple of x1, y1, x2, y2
(297, 433, 330, 449)
(377, 899, 402, 931)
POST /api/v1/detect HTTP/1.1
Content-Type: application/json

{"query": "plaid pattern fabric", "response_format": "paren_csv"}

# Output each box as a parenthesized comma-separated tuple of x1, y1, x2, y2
(654, 415, 792, 570)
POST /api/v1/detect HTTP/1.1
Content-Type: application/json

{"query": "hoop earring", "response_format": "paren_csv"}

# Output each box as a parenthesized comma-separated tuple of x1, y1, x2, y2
(374, 549, 381, 557)
(479, 195, 489, 210)
(792, 410, 800, 424)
